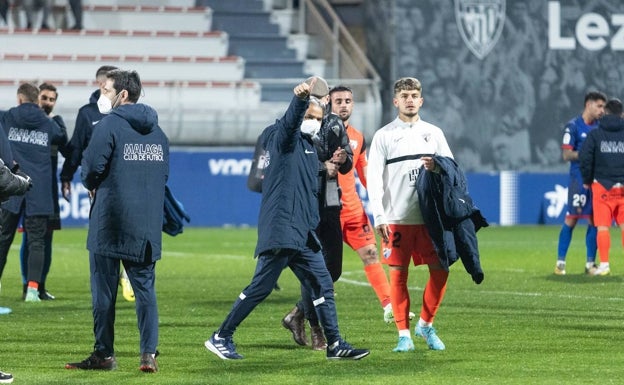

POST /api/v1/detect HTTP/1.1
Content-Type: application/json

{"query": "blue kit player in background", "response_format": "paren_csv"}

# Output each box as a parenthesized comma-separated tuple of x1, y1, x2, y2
(555, 91, 606, 276)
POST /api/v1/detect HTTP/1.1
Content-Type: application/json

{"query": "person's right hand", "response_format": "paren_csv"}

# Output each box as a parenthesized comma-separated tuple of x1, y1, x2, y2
(294, 78, 315, 99)
(331, 148, 346, 165)
(325, 161, 338, 178)
(62, 181, 71, 202)
(375, 224, 391, 243)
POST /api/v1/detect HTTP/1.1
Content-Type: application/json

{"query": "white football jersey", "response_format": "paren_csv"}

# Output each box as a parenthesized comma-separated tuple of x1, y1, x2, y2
(367, 117, 453, 226)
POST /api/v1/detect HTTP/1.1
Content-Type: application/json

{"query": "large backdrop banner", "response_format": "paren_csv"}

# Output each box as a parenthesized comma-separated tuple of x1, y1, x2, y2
(365, 0, 624, 172)
(59, 148, 568, 227)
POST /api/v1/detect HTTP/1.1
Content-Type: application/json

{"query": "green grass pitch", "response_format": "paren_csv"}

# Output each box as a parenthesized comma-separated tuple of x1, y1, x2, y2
(1, 225, 623, 384)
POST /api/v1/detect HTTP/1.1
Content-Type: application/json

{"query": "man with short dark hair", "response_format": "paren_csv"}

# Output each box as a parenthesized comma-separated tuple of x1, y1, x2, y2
(555, 91, 606, 275)
(368, 77, 453, 352)
(59, 65, 136, 302)
(19, 82, 68, 300)
(60, 65, 117, 202)
(65, 70, 169, 373)
(0, 82, 66, 302)
(330, 85, 393, 322)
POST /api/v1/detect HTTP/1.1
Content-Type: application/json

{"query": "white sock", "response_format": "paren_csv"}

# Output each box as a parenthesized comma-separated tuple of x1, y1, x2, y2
(418, 318, 431, 328)
(398, 329, 410, 338)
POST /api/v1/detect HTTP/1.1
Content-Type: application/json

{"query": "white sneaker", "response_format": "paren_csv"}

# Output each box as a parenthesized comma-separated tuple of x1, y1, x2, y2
(24, 287, 40, 302)
(592, 265, 611, 276)
(383, 304, 415, 323)
(383, 304, 393, 323)
(585, 263, 598, 275)
(554, 262, 566, 275)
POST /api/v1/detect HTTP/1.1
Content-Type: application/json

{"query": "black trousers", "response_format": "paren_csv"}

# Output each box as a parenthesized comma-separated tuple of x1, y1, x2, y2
(0, 209, 47, 283)
(219, 247, 341, 346)
(90, 253, 158, 356)
(299, 207, 343, 326)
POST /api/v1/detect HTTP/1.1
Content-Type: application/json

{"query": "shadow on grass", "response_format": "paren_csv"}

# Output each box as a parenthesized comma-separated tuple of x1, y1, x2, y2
(545, 273, 624, 284)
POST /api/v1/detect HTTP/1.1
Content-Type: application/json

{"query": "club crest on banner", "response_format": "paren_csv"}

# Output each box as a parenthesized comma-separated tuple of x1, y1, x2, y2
(455, 0, 506, 60)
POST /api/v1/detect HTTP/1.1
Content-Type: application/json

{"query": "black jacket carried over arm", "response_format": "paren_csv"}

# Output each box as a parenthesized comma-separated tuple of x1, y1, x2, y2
(416, 155, 488, 284)
(314, 112, 353, 209)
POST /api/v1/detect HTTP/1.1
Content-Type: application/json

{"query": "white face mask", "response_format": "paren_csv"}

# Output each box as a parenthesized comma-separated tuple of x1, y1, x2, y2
(300, 119, 321, 137)
(97, 94, 113, 114)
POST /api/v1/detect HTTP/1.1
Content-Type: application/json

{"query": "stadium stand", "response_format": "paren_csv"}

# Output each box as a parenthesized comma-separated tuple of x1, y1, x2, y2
(81, 5, 212, 31)
(203, 0, 320, 101)
(0, 79, 260, 110)
(0, 29, 229, 57)
(0, 54, 245, 82)
(0, 0, 379, 145)
(2, 4, 212, 31)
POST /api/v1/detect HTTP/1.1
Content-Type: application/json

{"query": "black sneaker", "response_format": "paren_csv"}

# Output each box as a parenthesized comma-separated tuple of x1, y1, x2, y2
(38, 283, 54, 300)
(204, 332, 243, 360)
(0, 369, 13, 384)
(139, 351, 159, 373)
(326, 340, 370, 360)
(39, 288, 55, 300)
(65, 351, 117, 370)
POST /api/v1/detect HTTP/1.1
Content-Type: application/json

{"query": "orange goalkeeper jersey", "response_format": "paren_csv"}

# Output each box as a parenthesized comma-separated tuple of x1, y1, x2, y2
(338, 124, 367, 218)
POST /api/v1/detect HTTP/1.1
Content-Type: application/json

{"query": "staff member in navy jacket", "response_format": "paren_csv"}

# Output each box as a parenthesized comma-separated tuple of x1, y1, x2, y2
(579, 98, 624, 276)
(204, 78, 369, 361)
(0, 83, 66, 302)
(60, 66, 137, 302)
(65, 69, 169, 373)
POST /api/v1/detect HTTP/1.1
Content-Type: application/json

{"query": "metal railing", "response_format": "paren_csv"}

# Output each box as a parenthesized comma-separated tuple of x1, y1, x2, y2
(267, 0, 383, 140)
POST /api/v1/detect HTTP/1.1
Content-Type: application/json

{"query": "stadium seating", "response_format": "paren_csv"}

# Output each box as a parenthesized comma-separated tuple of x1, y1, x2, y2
(0, 29, 229, 57)
(85, 0, 195, 6)
(0, 79, 260, 109)
(81, 5, 213, 32)
(0, 0, 327, 144)
(0, 78, 262, 144)
(0, 54, 245, 82)
(201, 0, 322, 101)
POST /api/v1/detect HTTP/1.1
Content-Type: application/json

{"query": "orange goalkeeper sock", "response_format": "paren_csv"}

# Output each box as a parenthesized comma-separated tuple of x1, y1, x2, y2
(421, 269, 448, 323)
(364, 262, 391, 308)
(389, 268, 410, 330)
(597, 229, 610, 264)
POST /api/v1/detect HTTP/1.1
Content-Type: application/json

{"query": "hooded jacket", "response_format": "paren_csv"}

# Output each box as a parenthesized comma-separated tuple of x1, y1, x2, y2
(0, 121, 13, 168)
(82, 103, 169, 263)
(60, 89, 105, 183)
(579, 114, 624, 189)
(255, 95, 321, 256)
(0, 103, 66, 216)
(416, 156, 488, 284)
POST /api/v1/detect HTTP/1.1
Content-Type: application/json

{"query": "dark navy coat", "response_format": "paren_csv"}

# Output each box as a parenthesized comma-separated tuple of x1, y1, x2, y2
(82, 103, 169, 263)
(579, 114, 624, 189)
(60, 89, 104, 183)
(416, 156, 488, 284)
(255, 96, 321, 256)
(0, 121, 14, 169)
(0, 103, 66, 216)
